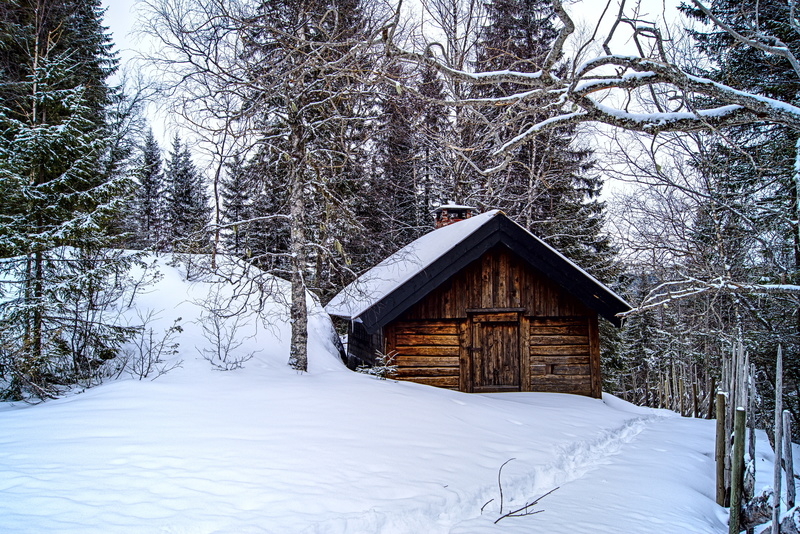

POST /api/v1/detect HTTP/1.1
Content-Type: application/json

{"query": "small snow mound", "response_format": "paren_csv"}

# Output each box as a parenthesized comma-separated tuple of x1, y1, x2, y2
(602, 392, 674, 416)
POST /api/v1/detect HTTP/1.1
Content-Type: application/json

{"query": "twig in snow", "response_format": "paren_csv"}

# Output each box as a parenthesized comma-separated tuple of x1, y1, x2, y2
(494, 487, 559, 524)
(498, 458, 515, 514)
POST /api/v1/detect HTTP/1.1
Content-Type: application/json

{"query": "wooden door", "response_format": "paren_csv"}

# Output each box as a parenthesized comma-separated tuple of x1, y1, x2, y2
(470, 311, 521, 392)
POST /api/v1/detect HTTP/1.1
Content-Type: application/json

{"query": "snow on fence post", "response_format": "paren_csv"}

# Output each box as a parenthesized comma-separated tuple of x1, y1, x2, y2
(718, 391, 728, 506)
(773, 345, 784, 533)
(745, 362, 757, 506)
(680, 376, 686, 416)
(783, 410, 795, 509)
(730, 407, 746, 534)
(748, 363, 757, 466)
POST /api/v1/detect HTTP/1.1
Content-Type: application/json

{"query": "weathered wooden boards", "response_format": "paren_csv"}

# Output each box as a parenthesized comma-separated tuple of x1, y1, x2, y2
(382, 246, 602, 397)
(388, 321, 460, 389)
(529, 317, 596, 397)
(470, 311, 522, 393)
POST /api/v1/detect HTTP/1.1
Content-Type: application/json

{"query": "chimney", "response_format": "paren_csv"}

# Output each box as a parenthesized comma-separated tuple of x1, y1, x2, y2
(434, 203, 477, 229)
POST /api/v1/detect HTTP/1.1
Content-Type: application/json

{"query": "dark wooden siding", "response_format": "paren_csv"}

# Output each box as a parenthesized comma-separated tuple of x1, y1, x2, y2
(384, 320, 461, 389)
(383, 245, 601, 397)
(529, 317, 593, 396)
(399, 245, 592, 320)
(346, 322, 383, 369)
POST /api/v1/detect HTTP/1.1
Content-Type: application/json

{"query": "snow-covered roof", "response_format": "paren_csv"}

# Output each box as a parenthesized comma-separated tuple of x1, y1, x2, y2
(326, 210, 500, 320)
(326, 210, 630, 330)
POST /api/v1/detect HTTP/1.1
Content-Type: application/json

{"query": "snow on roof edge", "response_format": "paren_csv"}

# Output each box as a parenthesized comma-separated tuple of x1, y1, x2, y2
(325, 210, 501, 319)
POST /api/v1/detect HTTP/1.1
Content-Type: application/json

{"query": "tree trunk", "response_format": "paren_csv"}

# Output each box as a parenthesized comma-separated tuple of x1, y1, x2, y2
(793, 138, 800, 344)
(287, 106, 308, 372)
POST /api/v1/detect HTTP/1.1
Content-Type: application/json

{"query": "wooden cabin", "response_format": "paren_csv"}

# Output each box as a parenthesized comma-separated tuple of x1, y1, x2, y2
(325, 209, 630, 397)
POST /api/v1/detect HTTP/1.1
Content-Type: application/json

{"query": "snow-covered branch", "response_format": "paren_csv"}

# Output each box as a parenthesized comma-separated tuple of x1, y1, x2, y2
(620, 277, 800, 318)
(388, 0, 800, 167)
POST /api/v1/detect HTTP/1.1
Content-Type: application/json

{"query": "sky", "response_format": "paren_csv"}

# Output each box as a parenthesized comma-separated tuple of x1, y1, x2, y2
(102, 0, 139, 73)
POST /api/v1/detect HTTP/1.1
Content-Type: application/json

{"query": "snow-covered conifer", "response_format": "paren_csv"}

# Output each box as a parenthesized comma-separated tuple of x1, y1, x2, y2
(219, 154, 251, 258)
(130, 130, 165, 249)
(0, 0, 137, 400)
(163, 134, 210, 252)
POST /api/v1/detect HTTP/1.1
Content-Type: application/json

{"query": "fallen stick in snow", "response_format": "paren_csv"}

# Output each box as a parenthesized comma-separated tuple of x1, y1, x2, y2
(494, 487, 559, 524)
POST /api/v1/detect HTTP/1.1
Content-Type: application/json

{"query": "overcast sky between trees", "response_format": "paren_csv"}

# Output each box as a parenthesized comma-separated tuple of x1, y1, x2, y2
(100, 0, 685, 164)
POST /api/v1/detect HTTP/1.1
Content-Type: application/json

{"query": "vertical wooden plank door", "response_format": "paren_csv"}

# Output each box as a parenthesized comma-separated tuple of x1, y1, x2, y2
(470, 314, 521, 393)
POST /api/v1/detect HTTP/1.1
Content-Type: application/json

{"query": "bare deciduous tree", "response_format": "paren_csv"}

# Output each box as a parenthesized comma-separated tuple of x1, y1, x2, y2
(142, 0, 391, 371)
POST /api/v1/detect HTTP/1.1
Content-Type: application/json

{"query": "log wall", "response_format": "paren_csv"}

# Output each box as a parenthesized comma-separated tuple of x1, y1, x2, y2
(528, 317, 599, 396)
(380, 245, 602, 397)
(385, 320, 461, 390)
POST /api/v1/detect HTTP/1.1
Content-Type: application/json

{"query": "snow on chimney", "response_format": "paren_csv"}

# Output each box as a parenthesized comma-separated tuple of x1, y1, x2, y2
(434, 203, 477, 229)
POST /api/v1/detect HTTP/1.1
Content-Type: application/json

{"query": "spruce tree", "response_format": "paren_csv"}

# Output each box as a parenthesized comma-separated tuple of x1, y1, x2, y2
(0, 0, 135, 400)
(163, 134, 210, 252)
(131, 129, 165, 249)
(364, 60, 426, 263)
(219, 154, 252, 258)
(416, 64, 452, 214)
(472, 0, 615, 280)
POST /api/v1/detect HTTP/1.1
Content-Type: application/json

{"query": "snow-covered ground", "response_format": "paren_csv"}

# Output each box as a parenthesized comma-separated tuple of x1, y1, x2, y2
(0, 256, 753, 533)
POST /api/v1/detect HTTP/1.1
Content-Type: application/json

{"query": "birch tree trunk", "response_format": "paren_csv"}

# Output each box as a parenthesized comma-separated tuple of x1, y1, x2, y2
(288, 99, 308, 372)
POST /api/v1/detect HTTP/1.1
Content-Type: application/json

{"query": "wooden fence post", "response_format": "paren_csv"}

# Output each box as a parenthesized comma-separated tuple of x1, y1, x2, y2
(725, 349, 737, 502)
(680, 378, 686, 417)
(717, 392, 728, 506)
(708, 376, 716, 420)
(772, 345, 784, 533)
(730, 407, 746, 534)
(745, 362, 756, 507)
(783, 410, 795, 509)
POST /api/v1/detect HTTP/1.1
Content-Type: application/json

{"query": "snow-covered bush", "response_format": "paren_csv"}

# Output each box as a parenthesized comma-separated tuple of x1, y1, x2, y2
(119, 312, 183, 381)
(357, 351, 398, 380)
